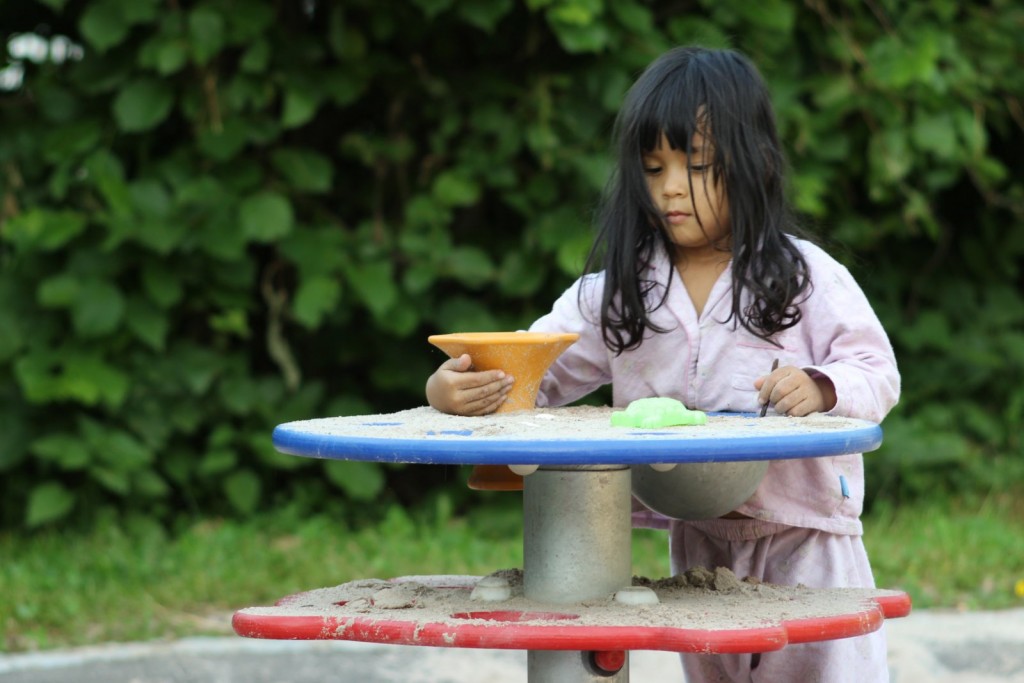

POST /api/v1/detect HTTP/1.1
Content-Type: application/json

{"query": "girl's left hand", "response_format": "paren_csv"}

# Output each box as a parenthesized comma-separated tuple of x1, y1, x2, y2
(754, 365, 837, 417)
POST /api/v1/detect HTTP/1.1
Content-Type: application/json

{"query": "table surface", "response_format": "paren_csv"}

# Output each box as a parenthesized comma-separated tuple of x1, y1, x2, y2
(233, 575, 911, 654)
(272, 406, 883, 465)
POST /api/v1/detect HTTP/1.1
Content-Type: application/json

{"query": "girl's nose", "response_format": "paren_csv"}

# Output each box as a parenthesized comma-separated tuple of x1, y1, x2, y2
(663, 165, 689, 197)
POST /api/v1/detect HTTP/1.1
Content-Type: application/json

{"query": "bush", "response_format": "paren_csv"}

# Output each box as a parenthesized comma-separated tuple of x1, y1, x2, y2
(1, 0, 1021, 529)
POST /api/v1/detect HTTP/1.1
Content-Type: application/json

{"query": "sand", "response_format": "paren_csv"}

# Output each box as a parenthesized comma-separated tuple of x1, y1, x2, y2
(279, 406, 872, 443)
(237, 568, 903, 635)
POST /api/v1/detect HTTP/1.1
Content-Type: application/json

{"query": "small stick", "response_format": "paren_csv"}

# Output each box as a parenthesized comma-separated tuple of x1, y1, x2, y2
(759, 358, 780, 417)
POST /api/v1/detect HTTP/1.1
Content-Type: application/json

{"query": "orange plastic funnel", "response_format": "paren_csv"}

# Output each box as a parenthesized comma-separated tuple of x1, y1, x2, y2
(427, 332, 579, 413)
(428, 332, 579, 492)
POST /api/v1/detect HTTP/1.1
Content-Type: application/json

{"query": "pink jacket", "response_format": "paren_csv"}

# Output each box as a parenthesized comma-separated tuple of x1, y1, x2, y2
(529, 238, 900, 535)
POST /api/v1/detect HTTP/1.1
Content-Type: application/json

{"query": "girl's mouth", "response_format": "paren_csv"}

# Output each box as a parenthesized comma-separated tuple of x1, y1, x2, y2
(665, 211, 690, 225)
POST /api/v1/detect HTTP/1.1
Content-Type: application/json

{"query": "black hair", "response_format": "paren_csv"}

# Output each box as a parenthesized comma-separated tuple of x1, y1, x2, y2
(582, 46, 811, 353)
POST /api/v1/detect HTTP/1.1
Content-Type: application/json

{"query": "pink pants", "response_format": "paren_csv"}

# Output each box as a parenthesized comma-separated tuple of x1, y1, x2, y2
(668, 519, 889, 683)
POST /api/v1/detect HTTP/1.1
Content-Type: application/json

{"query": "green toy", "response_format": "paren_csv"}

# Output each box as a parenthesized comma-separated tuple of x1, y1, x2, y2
(610, 397, 707, 428)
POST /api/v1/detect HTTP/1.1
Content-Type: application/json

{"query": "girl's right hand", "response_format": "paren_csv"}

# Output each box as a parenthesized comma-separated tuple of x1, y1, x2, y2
(425, 354, 515, 416)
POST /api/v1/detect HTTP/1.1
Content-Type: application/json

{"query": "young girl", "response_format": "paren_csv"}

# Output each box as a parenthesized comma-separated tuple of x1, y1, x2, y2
(427, 46, 899, 682)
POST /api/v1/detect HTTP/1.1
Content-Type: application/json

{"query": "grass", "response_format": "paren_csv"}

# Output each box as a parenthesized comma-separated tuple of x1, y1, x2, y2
(863, 490, 1024, 610)
(2, 490, 1022, 653)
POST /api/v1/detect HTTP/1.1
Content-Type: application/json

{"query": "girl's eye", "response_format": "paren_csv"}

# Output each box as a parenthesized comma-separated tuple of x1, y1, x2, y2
(643, 166, 662, 175)
(689, 164, 711, 173)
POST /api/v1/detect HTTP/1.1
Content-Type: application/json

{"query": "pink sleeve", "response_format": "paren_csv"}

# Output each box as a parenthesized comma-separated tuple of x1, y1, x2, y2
(528, 275, 613, 408)
(801, 261, 900, 423)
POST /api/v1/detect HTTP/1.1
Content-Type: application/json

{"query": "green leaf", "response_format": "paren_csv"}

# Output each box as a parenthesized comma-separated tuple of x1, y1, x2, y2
(133, 470, 171, 497)
(324, 460, 385, 501)
(404, 195, 453, 231)
(240, 192, 294, 242)
(14, 351, 129, 408)
(239, 39, 271, 72)
(548, 19, 610, 53)
(610, 0, 653, 32)
(224, 469, 261, 513)
(271, 148, 334, 193)
(63, 354, 131, 408)
(130, 179, 172, 218)
(498, 251, 544, 297)
(198, 449, 237, 476)
(736, 0, 795, 33)
(209, 308, 250, 338)
(548, 0, 600, 25)
(413, 0, 455, 18)
(126, 296, 169, 350)
(188, 7, 225, 65)
(376, 300, 420, 337)
(345, 260, 398, 317)
(156, 39, 189, 75)
(293, 275, 342, 328)
(38, 273, 80, 308)
(218, 376, 257, 415)
(141, 264, 184, 308)
(911, 111, 958, 159)
(869, 127, 912, 185)
(282, 87, 321, 129)
(865, 34, 940, 90)
(79, 0, 130, 52)
(433, 171, 481, 207)
(121, 0, 159, 23)
(0, 307, 24, 362)
(952, 107, 987, 157)
(458, 0, 514, 32)
(72, 280, 125, 337)
(113, 79, 174, 132)
(31, 434, 92, 470)
(279, 226, 348, 276)
(666, 17, 730, 49)
(225, 2, 275, 41)
(2, 209, 88, 252)
(792, 170, 830, 217)
(444, 246, 494, 287)
(26, 482, 75, 527)
(897, 311, 953, 352)
(198, 121, 250, 161)
(85, 150, 132, 216)
(92, 467, 131, 494)
(41, 120, 102, 162)
(198, 212, 249, 260)
(435, 295, 499, 332)
(175, 345, 222, 395)
(403, 263, 437, 295)
(557, 230, 591, 275)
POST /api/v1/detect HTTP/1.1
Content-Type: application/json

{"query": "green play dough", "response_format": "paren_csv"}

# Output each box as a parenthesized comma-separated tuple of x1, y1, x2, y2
(610, 397, 707, 428)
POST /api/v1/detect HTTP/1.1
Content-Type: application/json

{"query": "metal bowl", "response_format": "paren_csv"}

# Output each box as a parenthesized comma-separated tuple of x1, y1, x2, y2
(631, 460, 769, 520)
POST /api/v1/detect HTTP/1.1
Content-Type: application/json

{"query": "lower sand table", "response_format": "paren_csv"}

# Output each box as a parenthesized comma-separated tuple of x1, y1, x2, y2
(233, 407, 911, 682)
(233, 572, 911, 654)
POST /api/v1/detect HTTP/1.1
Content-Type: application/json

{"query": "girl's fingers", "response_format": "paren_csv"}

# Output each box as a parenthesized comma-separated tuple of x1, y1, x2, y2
(770, 374, 824, 416)
(440, 354, 473, 372)
(451, 368, 507, 389)
(761, 367, 818, 416)
(463, 390, 508, 416)
(456, 374, 514, 415)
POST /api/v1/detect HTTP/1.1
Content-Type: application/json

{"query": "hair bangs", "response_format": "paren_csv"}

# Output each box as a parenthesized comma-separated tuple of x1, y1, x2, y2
(623, 61, 708, 156)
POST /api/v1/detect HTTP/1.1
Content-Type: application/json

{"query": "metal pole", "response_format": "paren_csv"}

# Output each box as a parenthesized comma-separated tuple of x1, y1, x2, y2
(523, 466, 632, 683)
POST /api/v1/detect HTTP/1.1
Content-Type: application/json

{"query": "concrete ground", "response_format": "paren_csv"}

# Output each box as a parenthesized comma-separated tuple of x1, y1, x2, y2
(2, 608, 1023, 682)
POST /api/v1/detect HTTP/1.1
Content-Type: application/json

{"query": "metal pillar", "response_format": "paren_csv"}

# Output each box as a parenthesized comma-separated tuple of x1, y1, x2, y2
(523, 466, 633, 683)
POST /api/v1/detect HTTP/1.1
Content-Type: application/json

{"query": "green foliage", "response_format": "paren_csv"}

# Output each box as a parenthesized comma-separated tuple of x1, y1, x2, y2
(1, 0, 1021, 529)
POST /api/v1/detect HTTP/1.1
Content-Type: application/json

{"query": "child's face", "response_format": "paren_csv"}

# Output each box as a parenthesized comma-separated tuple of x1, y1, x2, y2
(642, 132, 730, 256)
